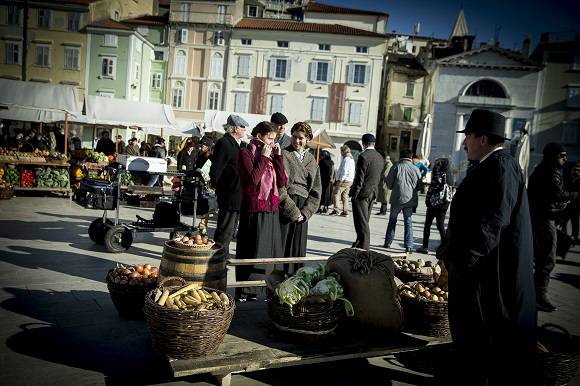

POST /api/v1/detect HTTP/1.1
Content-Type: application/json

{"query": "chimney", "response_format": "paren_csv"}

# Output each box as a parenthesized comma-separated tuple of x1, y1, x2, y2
(521, 34, 531, 57)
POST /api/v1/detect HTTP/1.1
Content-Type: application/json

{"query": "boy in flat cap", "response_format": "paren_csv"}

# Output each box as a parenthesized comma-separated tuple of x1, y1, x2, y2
(271, 112, 291, 149)
(437, 109, 536, 384)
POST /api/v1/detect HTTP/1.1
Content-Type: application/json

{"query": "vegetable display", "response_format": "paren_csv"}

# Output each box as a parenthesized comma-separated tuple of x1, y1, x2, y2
(107, 263, 158, 286)
(5, 168, 20, 186)
(20, 169, 35, 187)
(85, 150, 110, 164)
(154, 284, 231, 312)
(35, 167, 69, 188)
(400, 282, 448, 302)
(274, 264, 354, 317)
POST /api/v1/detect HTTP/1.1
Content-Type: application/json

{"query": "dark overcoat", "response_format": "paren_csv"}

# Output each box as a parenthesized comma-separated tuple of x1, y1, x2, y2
(438, 150, 536, 381)
(209, 133, 243, 210)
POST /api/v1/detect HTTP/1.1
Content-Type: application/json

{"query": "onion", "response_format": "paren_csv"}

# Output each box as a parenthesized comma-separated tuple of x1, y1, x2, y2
(150, 266, 159, 273)
(129, 279, 138, 286)
(144, 264, 152, 270)
(122, 269, 131, 276)
(129, 272, 140, 279)
(150, 271, 158, 279)
(142, 268, 151, 277)
(135, 264, 144, 273)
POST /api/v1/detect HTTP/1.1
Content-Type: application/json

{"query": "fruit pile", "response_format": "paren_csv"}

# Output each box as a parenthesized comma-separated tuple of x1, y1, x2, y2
(394, 258, 439, 274)
(4, 168, 20, 186)
(154, 284, 231, 312)
(400, 282, 448, 302)
(20, 169, 35, 187)
(107, 263, 158, 287)
(172, 233, 213, 247)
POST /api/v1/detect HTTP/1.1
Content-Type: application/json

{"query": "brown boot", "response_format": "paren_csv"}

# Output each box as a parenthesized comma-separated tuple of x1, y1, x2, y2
(536, 291, 557, 312)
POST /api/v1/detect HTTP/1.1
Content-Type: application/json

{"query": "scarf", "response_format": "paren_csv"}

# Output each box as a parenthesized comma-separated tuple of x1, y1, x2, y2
(247, 138, 279, 210)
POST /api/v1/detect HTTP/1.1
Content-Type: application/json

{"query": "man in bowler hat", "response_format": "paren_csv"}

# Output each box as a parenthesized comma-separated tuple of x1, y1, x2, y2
(349, 133, 384, 249)
(437, 109, 536, 384)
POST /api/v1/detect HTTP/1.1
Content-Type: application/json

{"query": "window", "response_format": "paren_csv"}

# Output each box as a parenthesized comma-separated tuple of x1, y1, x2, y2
(210, 52, 223, 79)
(172, 81, 184, 108)
(104, 34, 118, 47)
(64, 47, 80, 70)
(217, 5, 227, 24)
(277, 41, 289, 48)
(248, 6, 258, 17)
(208, 84, 220, 110)
(8, 5, 21, 25)
(348, 63, 368, 85)
(348, 102, 363, 125)
(68, 12, 80, 31)
(234, 92, 248, 113)
(241, 38, 252, 45)
(356, 46, 368, 53)
(5, 42, 20, 65)
(318, 43, 330, 51)
(412, 45, 417, 53)
(237, 55, 250, 77)
(405, 80, 414, 97)
(213, 30, 224, 45)
(151, 73, 162, 89)
(134, 63, 140, 81)
(567, 86, 580, 108)
(270, 58, 290, 80)
(114, 11, 119, 21)
(154, 51, 163, 61)
(269, 94, 284, 115)
(562, 122, 579, 145)
(174, 50, 186, 75)
(465, 80, 506, 98)
(309, 61, 331, 83)
(37, 9, 50, 28)
(101, 57, 116, 77)
(310, 97, 326, 122)
(403, 107, 413, 122)
(35, 45, 50, 66)
(180, 3, 190, 22)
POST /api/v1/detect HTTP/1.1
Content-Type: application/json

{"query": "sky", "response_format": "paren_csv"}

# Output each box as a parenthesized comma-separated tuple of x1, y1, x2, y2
(324, 0, 580, 51)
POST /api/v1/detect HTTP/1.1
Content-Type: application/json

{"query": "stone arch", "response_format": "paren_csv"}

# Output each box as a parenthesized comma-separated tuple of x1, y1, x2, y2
(461, 79, 508, 98)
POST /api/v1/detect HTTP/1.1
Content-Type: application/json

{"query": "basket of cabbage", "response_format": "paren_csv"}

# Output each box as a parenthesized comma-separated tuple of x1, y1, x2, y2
(267, 264, 354, 336)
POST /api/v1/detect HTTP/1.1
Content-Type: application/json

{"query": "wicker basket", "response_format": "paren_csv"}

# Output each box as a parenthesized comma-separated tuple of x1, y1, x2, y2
(395, 268, 434, 283)
(0, 185, 14, 200)
(399, 282, 449, 337)
(267, 291, 344, 337)
(144, 277, 235, 359)
(106, 269, 157, 319)
(537, 323, 580, 385)
(169, 239, 215, 250)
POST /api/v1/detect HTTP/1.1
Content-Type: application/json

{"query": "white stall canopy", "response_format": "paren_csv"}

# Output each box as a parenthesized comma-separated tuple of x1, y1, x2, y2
(203, 110, 270, 135)
(82, 95, 178, 131)
(0, 79, 81, 122)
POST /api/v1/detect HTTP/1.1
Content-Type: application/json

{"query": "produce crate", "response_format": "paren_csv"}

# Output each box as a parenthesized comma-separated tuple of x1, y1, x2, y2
(537, 324, 580, 385)
(267, 291, 344, 338)
(144, 277, 235, 359)
(73, 178, 117, 210)
(399, 281, 450, 337)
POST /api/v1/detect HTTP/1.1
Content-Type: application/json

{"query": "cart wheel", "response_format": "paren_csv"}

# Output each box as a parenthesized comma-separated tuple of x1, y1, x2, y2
(88, 218, 113, 244)
(104, 225, 133, 253)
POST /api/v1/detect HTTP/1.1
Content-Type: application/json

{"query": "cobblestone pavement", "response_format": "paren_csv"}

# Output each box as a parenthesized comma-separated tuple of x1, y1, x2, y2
(0, 195, 578, 385)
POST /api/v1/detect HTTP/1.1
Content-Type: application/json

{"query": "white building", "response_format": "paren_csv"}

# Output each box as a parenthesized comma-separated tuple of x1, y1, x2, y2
(427, 44, 542, 177)
(225, 17, 386, 147)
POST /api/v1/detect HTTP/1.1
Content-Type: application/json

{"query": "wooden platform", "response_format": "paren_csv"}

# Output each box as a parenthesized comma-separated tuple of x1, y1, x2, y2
(168, 301, 450, 385)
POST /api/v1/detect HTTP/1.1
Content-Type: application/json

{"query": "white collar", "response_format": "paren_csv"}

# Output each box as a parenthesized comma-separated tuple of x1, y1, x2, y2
(480, 147, 503, 164)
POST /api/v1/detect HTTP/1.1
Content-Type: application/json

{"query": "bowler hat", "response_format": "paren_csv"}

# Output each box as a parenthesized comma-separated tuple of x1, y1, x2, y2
(457, 109, 510, 140)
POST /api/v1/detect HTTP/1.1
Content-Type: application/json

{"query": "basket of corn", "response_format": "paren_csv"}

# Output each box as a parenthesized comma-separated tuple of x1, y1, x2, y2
(144, 277, 235, 359)
(536, 323, 580, 385)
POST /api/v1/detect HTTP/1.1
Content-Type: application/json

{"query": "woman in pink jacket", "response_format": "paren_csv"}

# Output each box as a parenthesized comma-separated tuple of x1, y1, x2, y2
(236, 121, 288, 300)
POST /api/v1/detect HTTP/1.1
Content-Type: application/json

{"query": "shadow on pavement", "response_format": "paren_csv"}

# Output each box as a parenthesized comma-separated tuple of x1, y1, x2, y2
(553, 272, 580, 290)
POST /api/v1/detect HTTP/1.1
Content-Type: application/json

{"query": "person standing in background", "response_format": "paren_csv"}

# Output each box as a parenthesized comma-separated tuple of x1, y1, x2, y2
(317, 150, 334, 213)
(329, 145, 355, 216)
(115, 135, 125, 155)
(272, 112, 291, 149)
(376, 154, 392, 215)
(349, 133, 384, 249)
(210, 114, 248, 258)
(95, 131, 115, 156)
(125, 138, 140, 156)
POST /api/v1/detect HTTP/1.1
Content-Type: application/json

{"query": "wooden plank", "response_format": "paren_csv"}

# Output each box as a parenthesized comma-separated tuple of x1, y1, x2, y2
(228, 280, 266, 288)
(226, 256, 330, 266)
(14, 187, 71, 192)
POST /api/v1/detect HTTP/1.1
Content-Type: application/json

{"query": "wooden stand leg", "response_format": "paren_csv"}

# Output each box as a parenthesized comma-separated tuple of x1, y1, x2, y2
(212, 372, 231, 386)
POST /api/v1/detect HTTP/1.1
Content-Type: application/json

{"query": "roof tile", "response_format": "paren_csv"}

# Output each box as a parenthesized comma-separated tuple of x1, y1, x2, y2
(235, 18, 386, 38)
(288, 2, 388, 17)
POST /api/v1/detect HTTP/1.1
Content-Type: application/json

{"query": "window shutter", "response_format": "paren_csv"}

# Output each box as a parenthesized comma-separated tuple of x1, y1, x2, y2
(285, 59, 291, 80)
(347, 64, 354, 85)
(268, 60, 275, 79)
(363, 65, 370, 85)
(309, 62, 316, 82)
(246, 55, 251, 77)
(327, 62, 334, 83)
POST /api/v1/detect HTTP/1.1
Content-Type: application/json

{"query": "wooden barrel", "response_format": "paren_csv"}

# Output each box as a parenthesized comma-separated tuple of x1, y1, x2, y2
(159, 241, 227, 291)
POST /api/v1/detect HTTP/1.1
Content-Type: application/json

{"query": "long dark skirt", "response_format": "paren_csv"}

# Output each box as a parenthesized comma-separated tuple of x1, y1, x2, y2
(235, 211, 283, 285)
(280, 194, 308, 258)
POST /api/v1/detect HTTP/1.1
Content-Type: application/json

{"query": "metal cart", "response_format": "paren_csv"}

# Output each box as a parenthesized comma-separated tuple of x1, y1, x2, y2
(74, 165, 206, 253)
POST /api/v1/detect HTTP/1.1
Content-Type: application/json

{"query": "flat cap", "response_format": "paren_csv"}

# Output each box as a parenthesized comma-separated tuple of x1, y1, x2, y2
(227, 114, 249, 128)
(271, 112, 288, 125)
(200, 136, 214, 148)
(362, 133, 376, 143)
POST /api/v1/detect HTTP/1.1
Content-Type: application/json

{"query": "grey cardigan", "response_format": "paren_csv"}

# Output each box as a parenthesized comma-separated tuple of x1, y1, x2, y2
(279, 148, 322, 221)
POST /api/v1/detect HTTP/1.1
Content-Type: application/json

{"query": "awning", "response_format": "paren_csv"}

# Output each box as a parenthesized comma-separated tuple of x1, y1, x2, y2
(309, 129, 336, 149)
(0, 79, 81, 122)
(203, 110, 270, 134)
(80, 95, 178, 131)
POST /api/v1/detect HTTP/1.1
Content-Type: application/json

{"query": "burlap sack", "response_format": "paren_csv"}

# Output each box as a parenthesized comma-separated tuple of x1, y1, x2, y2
(327, 248, 403, 331)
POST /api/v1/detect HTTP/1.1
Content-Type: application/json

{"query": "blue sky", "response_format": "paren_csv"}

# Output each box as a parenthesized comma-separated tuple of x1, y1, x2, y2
(324, 0, 580, 51)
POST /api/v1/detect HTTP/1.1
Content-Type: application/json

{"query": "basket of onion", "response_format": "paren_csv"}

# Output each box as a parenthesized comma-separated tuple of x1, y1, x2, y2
(106, 263, 158, 319)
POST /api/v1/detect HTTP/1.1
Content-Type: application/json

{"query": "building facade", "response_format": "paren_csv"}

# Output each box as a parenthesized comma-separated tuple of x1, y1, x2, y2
(89, 0, 156, 23)
(227, 18, 385, 146)
(530, 31, 580, 165)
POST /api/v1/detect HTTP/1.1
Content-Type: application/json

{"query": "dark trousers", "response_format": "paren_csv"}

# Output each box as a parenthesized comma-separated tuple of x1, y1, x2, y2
(421, 207, 447, 248)
(351, 195, 374, 250)
(532, 217, 557, 292)
(378, 203, 388, 214)
(213, 209, 239, 258)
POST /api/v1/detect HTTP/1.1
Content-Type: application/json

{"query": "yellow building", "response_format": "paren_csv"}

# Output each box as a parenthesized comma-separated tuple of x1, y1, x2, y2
(89, 0, 156, 23)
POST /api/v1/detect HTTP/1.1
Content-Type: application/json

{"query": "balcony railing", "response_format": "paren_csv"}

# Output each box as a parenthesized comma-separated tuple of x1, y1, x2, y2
(457, 95, 513, 107)
(171, 11, 233, 25)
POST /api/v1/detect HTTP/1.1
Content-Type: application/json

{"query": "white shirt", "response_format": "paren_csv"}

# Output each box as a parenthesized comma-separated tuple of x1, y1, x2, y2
(480, 147, 504, 164)
(336, 154, 355, 182)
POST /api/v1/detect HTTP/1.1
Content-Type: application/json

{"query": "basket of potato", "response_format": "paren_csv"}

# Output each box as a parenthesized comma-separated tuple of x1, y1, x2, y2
(106, 263, 158, 319)
(171, 232, 215, 250)
(144, 276, 235, 359)
(399, 281, 450, 337)
(394, 258, 439, 283)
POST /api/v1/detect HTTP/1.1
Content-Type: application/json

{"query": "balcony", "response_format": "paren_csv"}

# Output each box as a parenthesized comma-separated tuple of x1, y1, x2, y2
(457, 95, 514, 108)
(171, 11, 233, 25)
